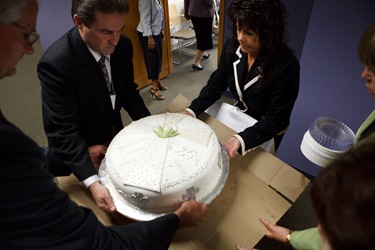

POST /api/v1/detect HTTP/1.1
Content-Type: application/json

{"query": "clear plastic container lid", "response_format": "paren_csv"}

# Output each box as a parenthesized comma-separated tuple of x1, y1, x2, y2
(308, 117, 355, 151)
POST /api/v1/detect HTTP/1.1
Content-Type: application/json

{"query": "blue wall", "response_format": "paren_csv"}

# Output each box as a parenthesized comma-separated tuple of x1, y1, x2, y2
(37, 0, 72, 49)
(277, 1, 375, 177)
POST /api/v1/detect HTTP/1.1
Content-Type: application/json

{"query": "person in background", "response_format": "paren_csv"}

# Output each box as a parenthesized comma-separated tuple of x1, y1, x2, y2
(0, 1, 208, 249)
(237, 20, 375, 250)
(182, 0, 300, 158)
(137, 0, 168, 101)
(354, 21, 375, 146)
(37, 0, 151, 213)
(184, 0, 214, 71)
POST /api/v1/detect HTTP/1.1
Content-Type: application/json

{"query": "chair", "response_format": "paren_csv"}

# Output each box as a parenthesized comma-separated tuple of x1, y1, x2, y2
(168, 4, 196, 64)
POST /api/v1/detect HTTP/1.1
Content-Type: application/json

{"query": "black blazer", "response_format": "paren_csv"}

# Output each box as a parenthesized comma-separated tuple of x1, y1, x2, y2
(0, 113, 179, 250)
(38, 27, 150, 180)
(189, 39, 300, 151)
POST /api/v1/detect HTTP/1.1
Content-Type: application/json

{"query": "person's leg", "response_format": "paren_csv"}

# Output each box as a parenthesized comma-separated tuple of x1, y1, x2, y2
(154, 34, 168, 91)
(202, 51, 210, 59)
(193, 49, 204, 67)
(199, 17, 213, 61)
(150, 79, 165, 100)
(138, 32, 165, 100)
(190, 16, 213, 71)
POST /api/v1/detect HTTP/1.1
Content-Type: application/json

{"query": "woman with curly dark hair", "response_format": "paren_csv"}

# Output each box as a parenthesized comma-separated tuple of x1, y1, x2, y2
(182, 0, 300, 158)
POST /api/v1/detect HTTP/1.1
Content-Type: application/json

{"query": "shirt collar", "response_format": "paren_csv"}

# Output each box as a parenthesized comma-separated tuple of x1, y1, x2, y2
(87, 46, 111, 62)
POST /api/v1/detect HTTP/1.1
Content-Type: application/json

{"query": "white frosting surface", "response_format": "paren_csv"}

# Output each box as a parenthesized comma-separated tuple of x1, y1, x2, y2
(105, 113, 223, 212)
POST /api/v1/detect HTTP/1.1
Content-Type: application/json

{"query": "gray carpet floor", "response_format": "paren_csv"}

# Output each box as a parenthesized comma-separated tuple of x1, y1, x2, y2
(0, 35, 316, 249)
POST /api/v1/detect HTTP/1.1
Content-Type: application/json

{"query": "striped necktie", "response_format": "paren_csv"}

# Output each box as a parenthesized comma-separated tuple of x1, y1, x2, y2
(98, 56, 113, 94)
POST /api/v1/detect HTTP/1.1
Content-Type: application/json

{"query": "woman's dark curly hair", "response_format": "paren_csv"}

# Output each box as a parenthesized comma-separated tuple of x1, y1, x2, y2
(358, 21, 375, 73)
(228, 0, 289, 89)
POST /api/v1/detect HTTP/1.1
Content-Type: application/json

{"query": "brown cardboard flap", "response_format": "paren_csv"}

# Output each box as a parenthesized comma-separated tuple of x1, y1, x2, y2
(269, 163, 310, 203)
(233, 148, 310, 203)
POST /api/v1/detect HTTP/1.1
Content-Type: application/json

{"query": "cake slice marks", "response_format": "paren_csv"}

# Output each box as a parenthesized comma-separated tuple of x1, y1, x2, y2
(118, 113, 213, 192)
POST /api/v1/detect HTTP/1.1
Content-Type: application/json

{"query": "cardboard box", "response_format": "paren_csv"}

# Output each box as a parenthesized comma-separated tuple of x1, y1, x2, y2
(165, 94, 310, 249)
(58, 94, 310, 249)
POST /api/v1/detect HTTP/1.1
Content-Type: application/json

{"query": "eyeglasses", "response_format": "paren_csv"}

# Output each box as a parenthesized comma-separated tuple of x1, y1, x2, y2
(12, 22, 40, 46)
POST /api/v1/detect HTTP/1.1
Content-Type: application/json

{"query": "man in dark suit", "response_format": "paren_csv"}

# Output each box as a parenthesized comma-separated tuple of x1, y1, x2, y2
(0, 1, 207, 249)
(37, 0, 151, 213)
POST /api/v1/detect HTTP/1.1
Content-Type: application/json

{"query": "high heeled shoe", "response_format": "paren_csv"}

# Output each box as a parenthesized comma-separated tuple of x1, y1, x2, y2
(202, 53, 210, 59)
(192, 64, 204, 71)
(157, 81, 168, 90)
(150, 88, 165, 100)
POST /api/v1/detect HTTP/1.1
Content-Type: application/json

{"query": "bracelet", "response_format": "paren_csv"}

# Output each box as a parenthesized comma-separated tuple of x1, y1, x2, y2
(285, 230, 293, 246)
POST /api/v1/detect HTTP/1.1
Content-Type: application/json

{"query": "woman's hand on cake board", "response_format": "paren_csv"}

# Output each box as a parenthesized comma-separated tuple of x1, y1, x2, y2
(89, 181, 116, 213)
(174, 200, 208, 228)
(225, 137, 241, 159)
(235, 218, 291, 250)
(258, 218, 291, 243)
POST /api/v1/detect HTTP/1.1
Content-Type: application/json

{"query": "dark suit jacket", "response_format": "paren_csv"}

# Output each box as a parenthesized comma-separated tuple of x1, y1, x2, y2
(37, 27, 150, 180)
(189, 39, 300, 151)
(0, 112, 179, 250)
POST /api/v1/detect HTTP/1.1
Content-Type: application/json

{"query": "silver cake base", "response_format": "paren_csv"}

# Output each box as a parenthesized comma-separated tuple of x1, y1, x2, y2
(98, 143, 230, 221)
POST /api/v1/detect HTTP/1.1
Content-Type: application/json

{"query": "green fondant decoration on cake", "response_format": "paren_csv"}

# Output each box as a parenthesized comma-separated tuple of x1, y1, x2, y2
(154, 125, 179, 138)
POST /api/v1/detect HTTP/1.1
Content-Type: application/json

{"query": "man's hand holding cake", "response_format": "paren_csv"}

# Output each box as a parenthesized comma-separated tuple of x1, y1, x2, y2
(174, 200, 208, 228)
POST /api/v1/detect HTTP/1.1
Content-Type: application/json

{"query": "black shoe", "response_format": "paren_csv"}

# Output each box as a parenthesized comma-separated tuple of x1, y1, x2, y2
(150, 88, 165, 100)
(192, 64, 204, 71)
(202, 53, 210, 59)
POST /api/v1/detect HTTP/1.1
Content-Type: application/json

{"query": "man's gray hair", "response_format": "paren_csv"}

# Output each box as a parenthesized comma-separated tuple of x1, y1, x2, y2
(0, 0, 29, 25)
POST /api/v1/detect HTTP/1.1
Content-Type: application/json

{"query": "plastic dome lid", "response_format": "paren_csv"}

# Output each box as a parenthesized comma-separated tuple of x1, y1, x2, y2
(308, 117, 355, 151)
(301, 117, 355, 167)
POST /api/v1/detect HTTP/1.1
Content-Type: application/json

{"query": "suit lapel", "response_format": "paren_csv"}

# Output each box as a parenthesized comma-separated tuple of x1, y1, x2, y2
(233, 47, 245, 108)
(232, 46, 261, 112)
